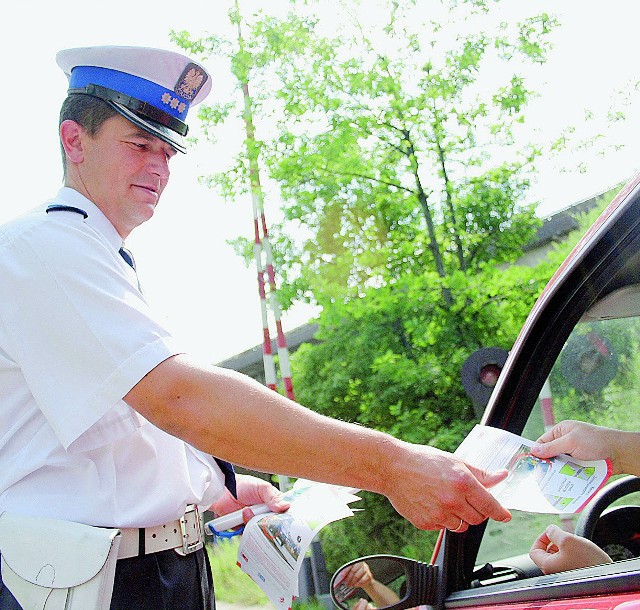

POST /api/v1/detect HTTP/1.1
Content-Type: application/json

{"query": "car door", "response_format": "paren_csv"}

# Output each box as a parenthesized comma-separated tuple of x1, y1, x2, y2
(432, 174, 640, 610)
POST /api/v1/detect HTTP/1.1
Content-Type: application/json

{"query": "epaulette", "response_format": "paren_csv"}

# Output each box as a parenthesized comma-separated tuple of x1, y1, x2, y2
(46, 204, 88, 219)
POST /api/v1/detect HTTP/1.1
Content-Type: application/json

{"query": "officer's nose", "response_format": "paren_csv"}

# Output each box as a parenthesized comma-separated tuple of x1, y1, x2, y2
(148, 152, 171, 181)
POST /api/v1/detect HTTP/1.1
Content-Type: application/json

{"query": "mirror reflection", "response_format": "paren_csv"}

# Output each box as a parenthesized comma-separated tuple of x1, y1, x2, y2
(331, 558, 407, 610)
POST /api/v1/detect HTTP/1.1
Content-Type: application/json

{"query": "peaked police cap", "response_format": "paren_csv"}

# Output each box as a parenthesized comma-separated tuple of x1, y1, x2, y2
(56, 46, 212, 153)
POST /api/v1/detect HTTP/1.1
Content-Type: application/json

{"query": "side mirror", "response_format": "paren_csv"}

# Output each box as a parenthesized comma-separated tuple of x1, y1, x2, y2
(330, 555, 438, 610)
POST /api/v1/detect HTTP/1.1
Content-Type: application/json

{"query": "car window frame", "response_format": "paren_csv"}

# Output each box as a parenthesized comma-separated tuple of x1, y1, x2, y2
(444, 558, 640, 608)
(433, 175, 640, 606)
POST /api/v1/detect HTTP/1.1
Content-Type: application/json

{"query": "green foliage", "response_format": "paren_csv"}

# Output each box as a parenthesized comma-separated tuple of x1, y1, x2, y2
(173, 0, 621, 572)
(207, 539, 271, 605)
(257, 7, 550, 301)
(292, 260, 548, 440)
(319, 492, 440, 574)
(292, 598, 327, 610)
(174, 0, 556, 308)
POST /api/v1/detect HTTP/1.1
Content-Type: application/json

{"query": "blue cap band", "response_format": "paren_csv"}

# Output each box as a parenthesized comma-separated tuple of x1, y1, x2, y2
(69, 66, 190, 121)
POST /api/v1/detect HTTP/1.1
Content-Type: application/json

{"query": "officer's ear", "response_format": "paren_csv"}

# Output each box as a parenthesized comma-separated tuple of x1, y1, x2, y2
(60, 120, 86, 164)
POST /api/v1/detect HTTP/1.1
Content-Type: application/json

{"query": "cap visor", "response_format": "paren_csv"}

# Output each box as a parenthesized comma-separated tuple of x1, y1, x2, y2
(110, 101, 187, 153)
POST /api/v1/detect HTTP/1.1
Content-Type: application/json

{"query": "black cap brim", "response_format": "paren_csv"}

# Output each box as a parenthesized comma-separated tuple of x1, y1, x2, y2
(109, 101, 187, 154)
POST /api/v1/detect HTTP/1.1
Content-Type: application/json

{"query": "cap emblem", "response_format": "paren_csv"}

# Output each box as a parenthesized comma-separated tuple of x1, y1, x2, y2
(174, 62, 207, 102)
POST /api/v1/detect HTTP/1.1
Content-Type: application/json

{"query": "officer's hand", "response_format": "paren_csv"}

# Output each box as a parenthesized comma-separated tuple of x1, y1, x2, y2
(210, 474, 289, 524)
(383, 442, 511, 532)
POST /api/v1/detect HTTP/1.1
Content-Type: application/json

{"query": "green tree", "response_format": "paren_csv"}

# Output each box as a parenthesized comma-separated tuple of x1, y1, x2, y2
(246, 2, 554, 308)
(175, 1, 555, 308)
(173, 0, 568, 567)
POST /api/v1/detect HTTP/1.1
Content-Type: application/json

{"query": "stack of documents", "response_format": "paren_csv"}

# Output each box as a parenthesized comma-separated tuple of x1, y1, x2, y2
(236, 480, 361, 610)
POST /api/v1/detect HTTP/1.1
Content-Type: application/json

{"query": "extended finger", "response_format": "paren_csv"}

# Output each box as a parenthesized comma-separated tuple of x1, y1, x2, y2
(431, 486, 506, 529)
(242, 507, 256, 524)
(461, 479, 511, 523)
(445, 498, 485, 527)
(261, 488, 291, 513)
(461, 471, 509, 520)
(341, 565, 358, 585)
(350, 565, 368, 587)
(534, 428, 557, 444)
(531, 423, 575, 457)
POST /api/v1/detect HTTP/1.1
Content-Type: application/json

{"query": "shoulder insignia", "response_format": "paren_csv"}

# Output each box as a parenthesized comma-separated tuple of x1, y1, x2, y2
(46, 204, 88, 219)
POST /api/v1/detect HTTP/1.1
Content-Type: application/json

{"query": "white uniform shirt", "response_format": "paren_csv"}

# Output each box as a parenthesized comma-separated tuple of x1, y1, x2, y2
(0, 188, 225, 527)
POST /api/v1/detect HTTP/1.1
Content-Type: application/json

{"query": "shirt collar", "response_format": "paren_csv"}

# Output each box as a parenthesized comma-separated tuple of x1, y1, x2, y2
(53, 187, 125, 251)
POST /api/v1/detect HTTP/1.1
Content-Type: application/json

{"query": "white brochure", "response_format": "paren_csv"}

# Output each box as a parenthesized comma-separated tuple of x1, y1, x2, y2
(454, 425, 612, 513)
(236, 479, 361, 610)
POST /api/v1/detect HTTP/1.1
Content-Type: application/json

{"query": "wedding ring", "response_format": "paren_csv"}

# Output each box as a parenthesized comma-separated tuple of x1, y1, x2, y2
(449, 518, 464, 533)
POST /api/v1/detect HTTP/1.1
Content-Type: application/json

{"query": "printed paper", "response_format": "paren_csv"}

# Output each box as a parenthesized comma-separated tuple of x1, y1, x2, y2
(454, 425, 612, 513)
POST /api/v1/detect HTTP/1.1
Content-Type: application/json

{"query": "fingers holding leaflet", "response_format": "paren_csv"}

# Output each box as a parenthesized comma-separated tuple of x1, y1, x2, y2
(530, 420, 614, 462)
(211, 474, 290, 527)
(462, 463, 511, 524)
(386, 443, 511, 531)
(531, 420, 640, 476)
(240, 476, 290, 524)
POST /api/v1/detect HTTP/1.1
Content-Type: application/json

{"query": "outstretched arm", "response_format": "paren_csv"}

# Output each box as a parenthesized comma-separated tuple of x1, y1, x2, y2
(125, 354, 511, 531)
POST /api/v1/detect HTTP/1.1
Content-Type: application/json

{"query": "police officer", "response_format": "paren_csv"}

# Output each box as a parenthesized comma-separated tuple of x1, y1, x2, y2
(0, 46, 511, 609)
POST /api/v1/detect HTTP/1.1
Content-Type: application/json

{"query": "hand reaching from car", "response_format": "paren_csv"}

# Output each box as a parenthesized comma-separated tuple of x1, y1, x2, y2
(529, 420, 639, 575)
(529, 524, 612, 574)
(530, 420, 640, 476)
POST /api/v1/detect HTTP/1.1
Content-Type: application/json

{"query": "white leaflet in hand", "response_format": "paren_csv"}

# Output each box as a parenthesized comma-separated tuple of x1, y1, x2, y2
(206, 482, 361, 534)
(236, 480, 361, 610)
(454, 424, 612, 514)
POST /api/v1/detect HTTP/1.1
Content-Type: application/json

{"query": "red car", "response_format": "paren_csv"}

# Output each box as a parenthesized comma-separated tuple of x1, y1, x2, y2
(331, 174, 640, 610)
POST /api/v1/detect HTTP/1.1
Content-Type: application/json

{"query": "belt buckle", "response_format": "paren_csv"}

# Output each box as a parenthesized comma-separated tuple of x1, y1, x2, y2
(176, 504, 204, 556)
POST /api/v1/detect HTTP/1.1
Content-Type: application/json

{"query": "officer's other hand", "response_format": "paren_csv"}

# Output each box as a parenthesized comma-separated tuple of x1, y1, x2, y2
(210, 474, 290, 525)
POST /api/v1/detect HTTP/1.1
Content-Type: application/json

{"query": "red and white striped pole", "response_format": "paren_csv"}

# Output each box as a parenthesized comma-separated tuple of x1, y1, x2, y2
(238, 35, 296, 401)
(252, 201, 278, 393)
(540, 378, 555, 432)
(259, 222, 295, 401)
(233, 0, 296, 495)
